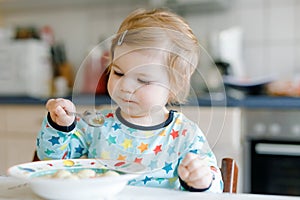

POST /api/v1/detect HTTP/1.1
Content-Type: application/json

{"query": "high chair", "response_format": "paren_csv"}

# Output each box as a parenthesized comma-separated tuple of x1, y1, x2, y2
(220, 157, 238, 193)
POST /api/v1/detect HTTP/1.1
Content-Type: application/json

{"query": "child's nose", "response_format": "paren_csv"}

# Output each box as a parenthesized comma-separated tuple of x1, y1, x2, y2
(119, 77, 135, 93)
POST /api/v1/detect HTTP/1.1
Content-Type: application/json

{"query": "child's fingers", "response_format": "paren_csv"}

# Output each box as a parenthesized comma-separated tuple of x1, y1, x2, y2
(54, 105, 68, 116)
(178, 164, 189, 180)
(188, 165, 211, 182)
(45, 99, 55, 111)
(186, 171, 213, 189)
(180, 152, 198, 167)
(186, 156, 207, 172)
(179, 153, 200, 182)
(46, 98, 75, 114)
(46, 98, 76, 126)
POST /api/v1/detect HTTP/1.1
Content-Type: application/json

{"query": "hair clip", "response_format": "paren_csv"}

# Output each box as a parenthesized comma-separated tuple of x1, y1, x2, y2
(117, 30, 128, 46)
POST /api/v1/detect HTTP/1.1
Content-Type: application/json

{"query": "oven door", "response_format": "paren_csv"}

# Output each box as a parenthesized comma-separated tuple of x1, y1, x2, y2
(249, 139, 300, 196)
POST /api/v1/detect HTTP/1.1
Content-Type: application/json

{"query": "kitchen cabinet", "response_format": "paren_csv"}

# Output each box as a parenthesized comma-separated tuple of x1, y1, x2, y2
(0, 105, 47, 175)
(171, 106, 242, 166)
(0, 104, 101, 174)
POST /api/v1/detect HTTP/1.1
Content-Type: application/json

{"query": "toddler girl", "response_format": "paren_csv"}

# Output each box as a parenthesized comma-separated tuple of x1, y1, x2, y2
(37, 8, 223, 192)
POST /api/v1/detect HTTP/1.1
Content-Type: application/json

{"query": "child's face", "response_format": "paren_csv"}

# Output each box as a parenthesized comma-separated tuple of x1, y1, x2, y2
(107, 46, 170, 118)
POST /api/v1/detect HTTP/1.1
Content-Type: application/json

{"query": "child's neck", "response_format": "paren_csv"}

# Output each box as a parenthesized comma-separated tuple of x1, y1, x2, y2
(120, 107, 169, 127)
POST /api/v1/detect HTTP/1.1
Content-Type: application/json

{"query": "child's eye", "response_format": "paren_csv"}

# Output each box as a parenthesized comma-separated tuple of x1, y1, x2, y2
(113, 70, 124, 77)
(138, 79, 151, 85)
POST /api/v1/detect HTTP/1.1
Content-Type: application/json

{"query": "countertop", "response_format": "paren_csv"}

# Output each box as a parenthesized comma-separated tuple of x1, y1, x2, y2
(1, 94, 300, 109)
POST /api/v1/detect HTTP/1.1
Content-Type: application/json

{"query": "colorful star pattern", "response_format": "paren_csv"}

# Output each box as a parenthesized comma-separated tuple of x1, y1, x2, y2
(190, 149, 198, 154)
(167, 145, 175, 156)
(75, 145, 84, 154)
(37, 109, 222, 192)
(175, 118, 181, 124)
(117, 154, 126, 160)
(162, 162, 173, 174)
(182, 129, 187, 136)
(138, 142, 148, 153)
(45, 148, 55, 155)
(198, 135, 205, 143)
(159, 130, 166, 136)
(156, 178, 164, 184)
(57, 131, 68, 142)
(101, 151, 110, 159)
(112, 123, 121, 131)
(170, 129, 179, 139)
(153, 145, 162, 155)
(106, 113, 114, 118)
(91, 148, 97, 157)
(107, 135, 117, 145)
(121, 139, 133, 149)
(149, 160, 158, 170)
(127, 127, 137, 134)
(134, 157, 143, 163)
(142, 176, 152, 184)
(168, 177, 177, 184)
(48, 136, 60, 145)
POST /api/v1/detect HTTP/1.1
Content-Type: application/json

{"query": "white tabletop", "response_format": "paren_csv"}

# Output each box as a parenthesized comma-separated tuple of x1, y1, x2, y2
(0, 176, 298, 200)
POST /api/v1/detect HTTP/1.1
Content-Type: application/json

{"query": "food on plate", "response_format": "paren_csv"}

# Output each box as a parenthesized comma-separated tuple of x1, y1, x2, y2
(7, 159, 139, 200)
(39, 169, 120, 179)
(77, 169, 97, 178)
(102, 170, 121, 177)
(52, 169, 78, 179)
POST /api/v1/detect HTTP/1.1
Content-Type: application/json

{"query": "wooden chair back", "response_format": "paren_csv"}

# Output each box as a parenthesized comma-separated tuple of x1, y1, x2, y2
(220, 157, 238, 193)
(32, 150, 40, 162)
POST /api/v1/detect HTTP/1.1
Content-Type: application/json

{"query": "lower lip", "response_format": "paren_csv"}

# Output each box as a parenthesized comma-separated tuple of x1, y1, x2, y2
(121, 98, 135, 104)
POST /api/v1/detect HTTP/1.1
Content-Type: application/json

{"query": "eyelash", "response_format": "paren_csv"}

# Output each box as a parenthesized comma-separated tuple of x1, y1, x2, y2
(113, 69, 151, 85)
(138, 79, 151, 85)
(113, 70, 123, 76)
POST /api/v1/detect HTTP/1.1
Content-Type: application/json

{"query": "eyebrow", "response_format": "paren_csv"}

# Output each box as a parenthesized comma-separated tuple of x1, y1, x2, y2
(111, 63, 122, 70)
(111, 63, 157, 79)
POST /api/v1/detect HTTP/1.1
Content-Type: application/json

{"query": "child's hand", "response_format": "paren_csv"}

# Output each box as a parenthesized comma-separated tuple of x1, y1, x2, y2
(178, 153, 214, 190)
(46, 98, 76, 126)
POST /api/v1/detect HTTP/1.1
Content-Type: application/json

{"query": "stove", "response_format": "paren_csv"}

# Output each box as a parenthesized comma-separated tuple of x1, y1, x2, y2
(242, 108, 300, 196)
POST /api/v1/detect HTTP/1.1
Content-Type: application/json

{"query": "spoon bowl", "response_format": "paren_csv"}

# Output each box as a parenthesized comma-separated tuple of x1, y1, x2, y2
(67, 110, 105, 127)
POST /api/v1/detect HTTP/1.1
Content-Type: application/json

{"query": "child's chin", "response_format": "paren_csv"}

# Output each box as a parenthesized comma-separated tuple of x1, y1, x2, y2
(120, 107, 141, 116)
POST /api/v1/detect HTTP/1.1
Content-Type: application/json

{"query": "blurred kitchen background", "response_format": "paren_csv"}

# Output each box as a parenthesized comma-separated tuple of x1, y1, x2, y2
(1, 0, 300, 98)
(1, 0, 300, 196)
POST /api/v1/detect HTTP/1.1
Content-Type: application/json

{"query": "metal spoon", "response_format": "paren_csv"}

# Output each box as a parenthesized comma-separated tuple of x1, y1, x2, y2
(67, 110, 105, 127)
(95, 159, 149, 174)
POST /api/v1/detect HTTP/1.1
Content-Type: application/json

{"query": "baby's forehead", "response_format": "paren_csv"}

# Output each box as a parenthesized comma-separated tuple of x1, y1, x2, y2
(114, 45, 166, 59)
(114, 46, 167, 67)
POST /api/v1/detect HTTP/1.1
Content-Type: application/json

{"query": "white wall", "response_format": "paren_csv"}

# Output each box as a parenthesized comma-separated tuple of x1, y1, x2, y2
(186, 0, 300, 79)
(2, 0, 300, 79)
(2, 3, 147, 71)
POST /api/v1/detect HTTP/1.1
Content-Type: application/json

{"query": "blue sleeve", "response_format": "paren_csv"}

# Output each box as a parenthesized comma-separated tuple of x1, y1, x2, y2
(179, 120, 224, 193)
(36, 113, 92, 160)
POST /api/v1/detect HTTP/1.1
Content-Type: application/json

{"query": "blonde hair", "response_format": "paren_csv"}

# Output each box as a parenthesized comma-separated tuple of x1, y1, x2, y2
(110, 8, 200, 104)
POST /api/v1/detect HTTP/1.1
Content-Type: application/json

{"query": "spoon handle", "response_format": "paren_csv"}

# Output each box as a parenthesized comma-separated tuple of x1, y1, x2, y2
(65, 110, 105, 127)
(65, 111, 78, 116)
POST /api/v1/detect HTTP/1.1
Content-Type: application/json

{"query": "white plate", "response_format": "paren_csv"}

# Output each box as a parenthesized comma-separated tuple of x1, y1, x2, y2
(223, 75, 274, 87)
(7, 159, 141, 200)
